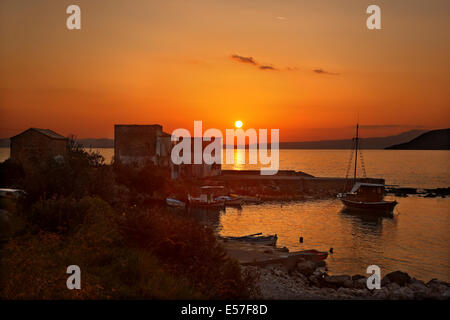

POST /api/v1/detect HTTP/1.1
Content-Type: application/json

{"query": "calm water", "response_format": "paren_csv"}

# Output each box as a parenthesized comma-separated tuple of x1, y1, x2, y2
(1, 148, 449, 281)
(2, 148, 447, 188)
(217, 197, 449, 282)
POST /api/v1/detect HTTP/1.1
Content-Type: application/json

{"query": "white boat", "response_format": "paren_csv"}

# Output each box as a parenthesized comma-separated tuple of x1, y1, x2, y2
(166, 198, 186, 207)
(0, 188, 25, 199)
(186, 186, 226, 209)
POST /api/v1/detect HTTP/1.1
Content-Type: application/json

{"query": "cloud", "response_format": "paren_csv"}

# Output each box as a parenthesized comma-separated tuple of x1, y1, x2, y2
(230, 54, 278, 71)
(276, 16, 288, 21)
(313, 68, 339, 75)
(231, 54, 257, 65)
(259, 65, 276, 71)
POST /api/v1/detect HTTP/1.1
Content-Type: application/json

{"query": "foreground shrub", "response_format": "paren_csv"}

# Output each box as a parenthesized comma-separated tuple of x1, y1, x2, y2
(0, 196, 202, 299)
(0, 159, 25, 188)
(122, 208, 255, 299)
(26, 197, 91, 234)
(113, 162, 166, 197)
(0, 233, 201, 299)
(22, 146, 114, 205)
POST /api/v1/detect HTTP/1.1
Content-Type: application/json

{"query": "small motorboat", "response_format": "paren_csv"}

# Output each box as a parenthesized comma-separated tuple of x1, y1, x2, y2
(231, 194, 262, 204)
(219, 233, 278, 246)
(166, 197, 186, 208)
(215, 195, 243, 206)
(187, 186, 226, 209)
(187, 194, 225, 209)
(291, 249, 329, 261)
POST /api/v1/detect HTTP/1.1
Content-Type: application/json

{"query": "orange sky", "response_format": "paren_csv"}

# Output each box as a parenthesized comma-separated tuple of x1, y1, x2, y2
(0, 0, 449, 141)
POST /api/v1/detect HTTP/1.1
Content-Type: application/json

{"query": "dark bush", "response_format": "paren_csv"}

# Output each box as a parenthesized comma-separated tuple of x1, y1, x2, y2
(121, 208, 254, 299)
(0, 159, 25, 188)
(22, 145, 114, 205)
(1, 197, 201, 299)
(25, 196, 109, 234)
(113, 162, 166, 197)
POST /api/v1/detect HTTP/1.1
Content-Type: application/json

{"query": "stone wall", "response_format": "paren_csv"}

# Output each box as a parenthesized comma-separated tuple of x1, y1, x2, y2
(114, 124, 165, 165)
(207, 172, 384, 198)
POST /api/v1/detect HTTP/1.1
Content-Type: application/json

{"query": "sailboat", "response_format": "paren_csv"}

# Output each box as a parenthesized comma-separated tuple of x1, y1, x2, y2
(337, 124, 398, 214)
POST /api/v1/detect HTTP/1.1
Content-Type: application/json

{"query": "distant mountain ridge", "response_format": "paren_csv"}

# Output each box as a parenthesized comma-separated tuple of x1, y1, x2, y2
(0, 130, 426, 149)
(76, 138, 114, 148)
(0, 137, 114, 148)
(385, 129, 450, 150)
(278, 130, 426, 149)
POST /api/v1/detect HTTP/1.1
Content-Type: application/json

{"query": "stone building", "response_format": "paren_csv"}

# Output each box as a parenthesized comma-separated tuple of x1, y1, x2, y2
(171, 137, 222, 179)
(114, 124, 173, 167)
(10, 128, 69, 168)
(114, 125, 221, 179)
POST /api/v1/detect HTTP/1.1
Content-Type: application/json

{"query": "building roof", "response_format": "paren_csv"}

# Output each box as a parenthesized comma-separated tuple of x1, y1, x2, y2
(159, 132, 172, 138)
(11, 128, 68, 140)
(115, 124, 162, 129)
(350, 182, 385, 193)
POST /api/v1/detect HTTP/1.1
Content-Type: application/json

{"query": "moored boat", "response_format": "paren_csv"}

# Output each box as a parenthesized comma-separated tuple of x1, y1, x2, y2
(338, 183, 397, 214)
(166, 197, 186, 208)
(188, 199, 225, 209)
(338, 124, 398, 214)
(219, 233, 278, 246)
(230, 194, 263, 204)
(215, 195, 243, 206)
(290, 249, 328, 261)
(188, 188, 225, 209)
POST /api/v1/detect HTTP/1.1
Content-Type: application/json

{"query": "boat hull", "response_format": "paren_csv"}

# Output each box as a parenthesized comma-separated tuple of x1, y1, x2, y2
(340, 198, 397, 214)
(188, 201, 225, 209)
(224, 199, 243, 206)
(215, 196, 244, 206)
(166, 198, 186, 207)
(293, 249, 328, 261)
(220, 235, 278, 246)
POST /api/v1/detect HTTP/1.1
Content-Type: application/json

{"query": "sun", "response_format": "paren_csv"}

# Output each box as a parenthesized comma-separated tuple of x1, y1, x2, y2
(235, 120, 243, 128)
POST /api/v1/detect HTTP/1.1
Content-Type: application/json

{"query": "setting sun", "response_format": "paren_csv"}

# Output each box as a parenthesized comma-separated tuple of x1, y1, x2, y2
(235, 120, 243, 128)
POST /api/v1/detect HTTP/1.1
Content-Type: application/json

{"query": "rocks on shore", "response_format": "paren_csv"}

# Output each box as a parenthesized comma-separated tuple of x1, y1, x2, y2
(386, 187, 449, 198)
(243, 261, 450, 300)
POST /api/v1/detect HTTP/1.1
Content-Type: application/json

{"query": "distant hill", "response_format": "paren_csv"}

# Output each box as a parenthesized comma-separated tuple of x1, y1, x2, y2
(76, 138, 114, 148)
(0, 130, 425, 149)
(0, 139, 9, 147)
(385, 129, 450, 150)
(278, 130, 425, 149)
(0, 138, 114, 148)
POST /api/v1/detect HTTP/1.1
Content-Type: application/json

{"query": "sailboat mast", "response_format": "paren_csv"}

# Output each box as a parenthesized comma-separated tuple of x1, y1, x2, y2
(353, 124, 359, 183)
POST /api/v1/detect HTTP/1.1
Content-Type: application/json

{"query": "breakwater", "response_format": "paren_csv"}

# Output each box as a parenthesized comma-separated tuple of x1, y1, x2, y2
(205, 170, 384, 199)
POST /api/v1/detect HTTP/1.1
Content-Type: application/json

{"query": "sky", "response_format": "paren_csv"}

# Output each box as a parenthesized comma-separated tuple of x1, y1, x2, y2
(0, 0, 449, 141)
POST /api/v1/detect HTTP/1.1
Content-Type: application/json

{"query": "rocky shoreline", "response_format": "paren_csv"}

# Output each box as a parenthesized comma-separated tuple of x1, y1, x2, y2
(243, 259, 450, 300)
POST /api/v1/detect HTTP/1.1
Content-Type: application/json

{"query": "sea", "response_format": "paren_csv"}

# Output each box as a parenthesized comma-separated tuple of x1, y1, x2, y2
(1, 148, 449, 282)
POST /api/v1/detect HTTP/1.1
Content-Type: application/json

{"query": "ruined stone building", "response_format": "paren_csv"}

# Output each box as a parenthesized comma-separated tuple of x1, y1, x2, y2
(10, 128, 69, 169)
(114, 124, 173, 167)
(171, 137, 222, 179)
(114, 125, 221, 179)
